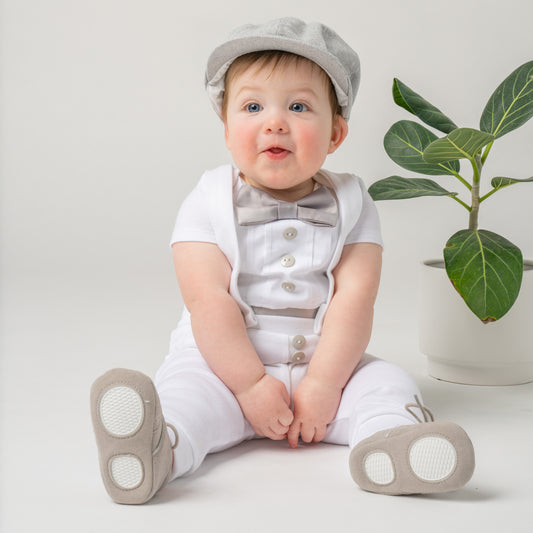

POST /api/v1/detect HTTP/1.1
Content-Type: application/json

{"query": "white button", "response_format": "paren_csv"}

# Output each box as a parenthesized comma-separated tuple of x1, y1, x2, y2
(292, 335, 306, 349)
(283, 227, 298, 240)
(291, 352, 305, 363)
(282, 282, 295, 292)
(280, 254, 295, 268)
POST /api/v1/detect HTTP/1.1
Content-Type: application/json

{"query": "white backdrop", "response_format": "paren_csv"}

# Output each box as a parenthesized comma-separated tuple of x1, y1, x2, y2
(1, 3, 533, 530)
(2, 0, 532, 366)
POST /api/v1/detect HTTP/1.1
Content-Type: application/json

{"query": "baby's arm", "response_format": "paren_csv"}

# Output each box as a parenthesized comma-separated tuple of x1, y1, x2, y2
(173, 242, 294, 439)
(287, 242, 382, 448)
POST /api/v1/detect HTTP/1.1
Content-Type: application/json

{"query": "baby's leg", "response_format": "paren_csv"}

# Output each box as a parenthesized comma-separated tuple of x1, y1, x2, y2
(324, 354, 421, 447)
(324, 355, 475, 495)
(90, 346, 254, 504)
(155, 347, 255, 481)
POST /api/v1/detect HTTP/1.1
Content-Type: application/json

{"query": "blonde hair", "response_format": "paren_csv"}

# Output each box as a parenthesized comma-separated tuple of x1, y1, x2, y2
(221, 51, 341, 119)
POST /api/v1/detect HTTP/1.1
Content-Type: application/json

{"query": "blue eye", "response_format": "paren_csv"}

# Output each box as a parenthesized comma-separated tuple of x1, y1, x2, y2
(246, 103, 262, 113)
(290, 102, 308, 113)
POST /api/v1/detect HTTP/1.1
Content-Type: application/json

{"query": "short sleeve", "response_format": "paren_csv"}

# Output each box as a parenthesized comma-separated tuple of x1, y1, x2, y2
(169, 180, 217, 246)
(344, 181, 383, 247)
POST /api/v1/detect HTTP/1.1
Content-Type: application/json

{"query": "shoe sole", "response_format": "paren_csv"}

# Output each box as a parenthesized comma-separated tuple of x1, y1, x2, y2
(91, 369, 161, 504)
(350, 422, 475, 495)
(99, 385, 146, 489)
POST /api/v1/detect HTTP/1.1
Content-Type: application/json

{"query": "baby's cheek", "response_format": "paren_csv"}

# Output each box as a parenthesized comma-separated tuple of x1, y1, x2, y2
(301, 132, 331, 162)
(227, 125, 257, 161)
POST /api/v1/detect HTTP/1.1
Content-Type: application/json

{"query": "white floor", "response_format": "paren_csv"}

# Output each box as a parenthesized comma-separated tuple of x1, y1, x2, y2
(1, 273, 532, 533)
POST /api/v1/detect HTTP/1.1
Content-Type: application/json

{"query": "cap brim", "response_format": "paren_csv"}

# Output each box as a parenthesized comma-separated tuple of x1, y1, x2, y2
(205, 35, 358, 119)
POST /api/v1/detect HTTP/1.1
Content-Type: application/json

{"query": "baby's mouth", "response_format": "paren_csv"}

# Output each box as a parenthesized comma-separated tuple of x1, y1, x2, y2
(263, 146, 290, 159)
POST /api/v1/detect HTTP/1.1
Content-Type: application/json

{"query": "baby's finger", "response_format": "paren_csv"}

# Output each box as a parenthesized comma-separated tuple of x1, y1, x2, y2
(265, 427, 287, 441)
(287, 421, 301, 448)
(269, 420, 289, 435)
(278, 410, 294, 427)
(313, 424, 327, 443)
(300, 423, 316, 444)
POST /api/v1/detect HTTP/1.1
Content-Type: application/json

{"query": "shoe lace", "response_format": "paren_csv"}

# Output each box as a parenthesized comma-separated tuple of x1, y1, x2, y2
(405, 395, 434, 424)
(153, 423, 179, 455)
(167, 423, 179, 450)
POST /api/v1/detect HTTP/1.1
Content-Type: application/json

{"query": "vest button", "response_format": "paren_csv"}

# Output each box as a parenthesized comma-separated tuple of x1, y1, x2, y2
(292, 335, 306, 349)
(280, 254, 295, 268)
(283, 227, 298, 240)
(291, 351, 305, 363)
(281, 282, 295, 292)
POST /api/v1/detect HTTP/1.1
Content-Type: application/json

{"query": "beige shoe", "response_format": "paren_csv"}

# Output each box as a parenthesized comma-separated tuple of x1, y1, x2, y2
(349, 396, 475, 495)
(90, 368, 178, 504)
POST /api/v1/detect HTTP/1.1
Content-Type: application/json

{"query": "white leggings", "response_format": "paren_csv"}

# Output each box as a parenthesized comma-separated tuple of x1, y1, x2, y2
(155, 313, 421, 480)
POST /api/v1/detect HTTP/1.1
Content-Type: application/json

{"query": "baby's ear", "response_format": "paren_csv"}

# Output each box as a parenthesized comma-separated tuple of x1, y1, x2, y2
(328, 115, 349, 154)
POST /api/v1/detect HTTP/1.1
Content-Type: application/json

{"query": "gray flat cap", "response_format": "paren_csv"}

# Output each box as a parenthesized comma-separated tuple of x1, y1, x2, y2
(205, 17, 360, 120)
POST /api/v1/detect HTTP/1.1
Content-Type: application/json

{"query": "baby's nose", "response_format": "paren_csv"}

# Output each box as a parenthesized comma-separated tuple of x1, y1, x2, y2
(265, 112, 289, 133)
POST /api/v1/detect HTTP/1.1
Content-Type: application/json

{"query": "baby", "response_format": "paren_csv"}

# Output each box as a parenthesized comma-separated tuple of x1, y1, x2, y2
(90, 17, 475, 504)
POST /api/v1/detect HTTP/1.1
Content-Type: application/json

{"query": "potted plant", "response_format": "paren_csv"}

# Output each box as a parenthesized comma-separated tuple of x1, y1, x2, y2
(369, 60, 533, 385)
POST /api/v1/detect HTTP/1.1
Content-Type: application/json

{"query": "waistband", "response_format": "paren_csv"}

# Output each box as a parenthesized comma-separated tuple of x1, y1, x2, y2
(251, 306, 319, 319)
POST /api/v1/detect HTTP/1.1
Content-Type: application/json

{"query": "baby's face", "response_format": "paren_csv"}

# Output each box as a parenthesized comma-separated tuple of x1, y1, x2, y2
(223, 59, 347, 201)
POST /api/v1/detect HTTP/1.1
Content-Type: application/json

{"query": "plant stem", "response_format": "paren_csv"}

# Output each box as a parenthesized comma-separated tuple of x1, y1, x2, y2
(450, 170, 472, 190)
(468, 155, 482, 230)
(481, 140, 494, 165)
(469, 183, 480, 229)
(479, 183, 516, 202)
(479, 187, 499, 203)
(450, 195, 472, 211)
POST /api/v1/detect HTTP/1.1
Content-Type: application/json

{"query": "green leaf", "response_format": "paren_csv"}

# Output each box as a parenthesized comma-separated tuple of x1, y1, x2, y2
(490, 176, 533, 189)
(384, 121, 460, 176)
(423, 128, 495, 164)
(444, 229, 523, 323)
(368, 176, 457, 201)
(393, 78, 458, 134)
(480, 60, 533, 139)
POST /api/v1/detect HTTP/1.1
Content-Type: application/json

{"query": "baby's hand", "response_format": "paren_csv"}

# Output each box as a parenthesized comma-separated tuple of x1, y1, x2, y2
(235, 374, 294, 440)
(287, 375, 342, 448)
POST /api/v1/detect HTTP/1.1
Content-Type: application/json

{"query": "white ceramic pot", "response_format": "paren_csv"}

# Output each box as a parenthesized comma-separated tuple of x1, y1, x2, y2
(418, 259, 533, 386)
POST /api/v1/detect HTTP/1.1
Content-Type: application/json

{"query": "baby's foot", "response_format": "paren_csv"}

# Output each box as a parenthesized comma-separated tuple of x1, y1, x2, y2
(349, 398, 475, 495)
(90, 368, 178, 504)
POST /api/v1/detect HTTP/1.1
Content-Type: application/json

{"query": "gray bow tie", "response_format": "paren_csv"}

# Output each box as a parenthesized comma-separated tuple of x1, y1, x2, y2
(235, 183, 338, 227)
